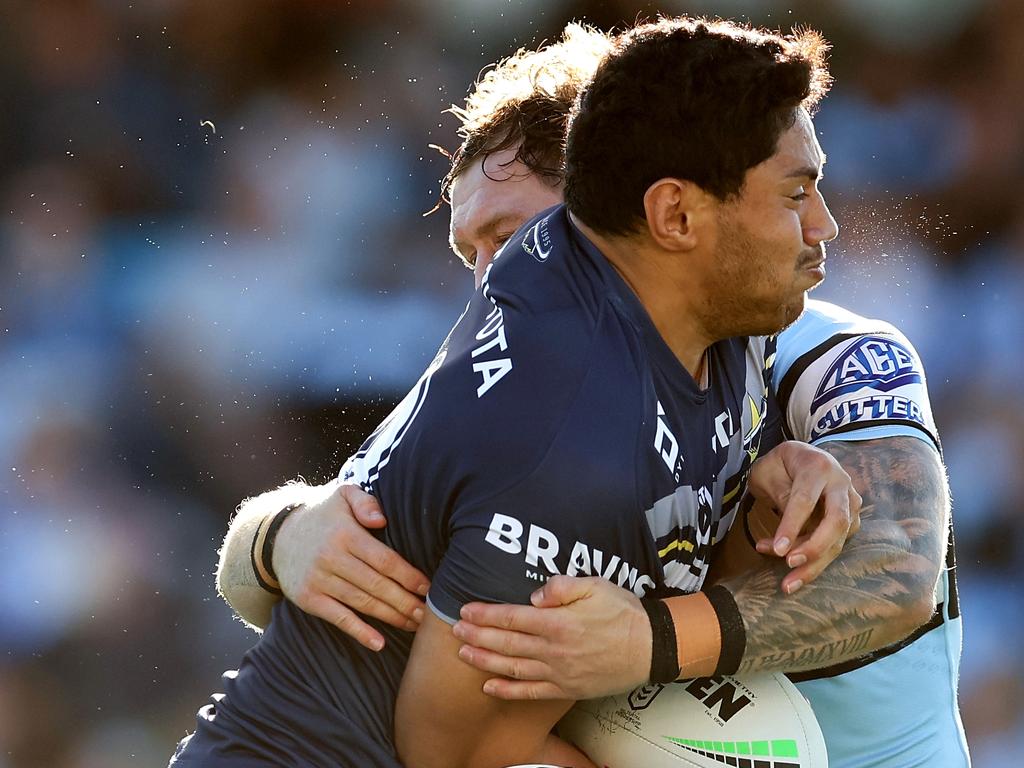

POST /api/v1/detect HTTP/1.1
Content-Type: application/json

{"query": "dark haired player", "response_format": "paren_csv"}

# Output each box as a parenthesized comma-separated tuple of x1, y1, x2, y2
(178, 18, 966, 768)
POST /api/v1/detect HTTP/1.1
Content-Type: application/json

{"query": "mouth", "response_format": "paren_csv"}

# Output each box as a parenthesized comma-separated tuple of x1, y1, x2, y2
(798, 253, 826, 280)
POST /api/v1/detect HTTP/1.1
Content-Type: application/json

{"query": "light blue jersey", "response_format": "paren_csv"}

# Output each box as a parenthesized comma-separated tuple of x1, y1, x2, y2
(774, 300, 969, 767)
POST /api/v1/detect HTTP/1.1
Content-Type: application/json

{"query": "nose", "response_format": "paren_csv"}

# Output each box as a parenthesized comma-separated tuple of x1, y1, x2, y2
(473, 248, 497, 288)
(803, 190, 839, 246)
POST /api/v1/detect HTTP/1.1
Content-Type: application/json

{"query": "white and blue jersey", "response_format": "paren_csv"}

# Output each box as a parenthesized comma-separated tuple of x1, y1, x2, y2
(171, 206, 776, 766)
(773, 300, 969, 768)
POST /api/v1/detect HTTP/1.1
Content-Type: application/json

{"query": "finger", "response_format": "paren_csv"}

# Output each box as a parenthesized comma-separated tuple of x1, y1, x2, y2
(848, 488, 863, 535)
(340, 484, 387, 529)
(748, 455, 792, 508)
(780, 540, 837, 594)
(773, 471, 829, 556)
(530, 575, 595, 608)
(452, 620, 549, 660)
(319, 574, 421, 632)
(305, 593, 387, 651)
(349, 534, 431, 599)
(786, 487, 850, 569)
(481, 677, 567, 701)
(456, 644, 550, 682)
(459, 601, 555, 635)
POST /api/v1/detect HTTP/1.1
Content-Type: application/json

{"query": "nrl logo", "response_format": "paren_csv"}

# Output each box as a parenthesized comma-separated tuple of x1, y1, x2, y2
(522, 218, 553, 262)
(811, 336, 921, 412)
(628, 684, 665, 711)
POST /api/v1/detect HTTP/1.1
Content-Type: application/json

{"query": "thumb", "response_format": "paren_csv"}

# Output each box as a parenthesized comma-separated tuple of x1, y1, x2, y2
(340, 485, 387, 529)
(531, 575, 591, 607)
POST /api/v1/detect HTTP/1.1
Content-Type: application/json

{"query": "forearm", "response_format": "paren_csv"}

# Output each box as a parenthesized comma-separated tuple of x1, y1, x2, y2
(397, 612, 587, 768)
(713, 437, 948, 675)
(216, 479, 335, 629)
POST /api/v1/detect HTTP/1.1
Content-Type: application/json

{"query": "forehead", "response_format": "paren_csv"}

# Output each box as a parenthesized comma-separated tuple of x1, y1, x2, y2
(449, 149, 563, 242)
(761, 108, 825, 177)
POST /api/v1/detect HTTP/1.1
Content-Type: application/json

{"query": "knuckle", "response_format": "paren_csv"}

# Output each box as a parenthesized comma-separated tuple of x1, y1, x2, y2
(789, 489, 814, 508)
(352, 591, 375, 611)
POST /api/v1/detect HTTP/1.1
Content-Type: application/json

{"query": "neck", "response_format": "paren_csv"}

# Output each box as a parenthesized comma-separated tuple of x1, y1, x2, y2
(571, 213, 712, 381)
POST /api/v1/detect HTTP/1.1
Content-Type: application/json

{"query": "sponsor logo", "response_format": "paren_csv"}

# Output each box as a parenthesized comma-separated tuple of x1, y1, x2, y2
(685, 676, 753, 723)
(521, 218, 553, 262)
(811, 336, 921, 412)
(471, 299, 513, 398)
(655, 400, 681, 475)
(712, 409, 734, 453)
(628, 684, 665, 711)
(812, 393, 925, 439)
(484, 513, 656, 597)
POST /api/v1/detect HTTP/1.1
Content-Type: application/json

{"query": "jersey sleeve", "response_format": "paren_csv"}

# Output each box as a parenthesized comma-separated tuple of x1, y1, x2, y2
(772, 300, 940, 450)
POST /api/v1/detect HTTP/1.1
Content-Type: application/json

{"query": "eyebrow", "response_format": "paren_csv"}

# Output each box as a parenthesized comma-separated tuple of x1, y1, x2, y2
(785, 165, 824, 181)
(786, 153, 827, 181)
(452, 214, 521, 256)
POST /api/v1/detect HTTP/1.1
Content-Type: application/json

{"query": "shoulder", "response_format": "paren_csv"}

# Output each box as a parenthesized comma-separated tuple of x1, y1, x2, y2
(772, 300, 939, 448)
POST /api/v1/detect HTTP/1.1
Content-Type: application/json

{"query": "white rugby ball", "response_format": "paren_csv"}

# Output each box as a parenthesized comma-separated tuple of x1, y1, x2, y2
(558, 674, 828, 768)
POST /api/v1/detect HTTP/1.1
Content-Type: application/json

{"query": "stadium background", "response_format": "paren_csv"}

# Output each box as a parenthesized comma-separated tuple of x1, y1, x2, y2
(1, 0, 1021, 765)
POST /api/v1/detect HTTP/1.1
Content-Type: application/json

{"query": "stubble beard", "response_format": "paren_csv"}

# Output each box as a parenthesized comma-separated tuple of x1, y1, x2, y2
(704, 217, 807, 340)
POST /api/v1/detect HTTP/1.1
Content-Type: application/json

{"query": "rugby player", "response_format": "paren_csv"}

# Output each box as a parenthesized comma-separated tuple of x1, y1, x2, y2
(183, 18, 964, 768)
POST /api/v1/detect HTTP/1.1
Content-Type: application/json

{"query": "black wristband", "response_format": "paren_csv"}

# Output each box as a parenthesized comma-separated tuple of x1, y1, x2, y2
(641, 598, 681, 684)
(261, 503, 303, 584)
(706, 584, 746, 675)
(249, 503, 302, 595)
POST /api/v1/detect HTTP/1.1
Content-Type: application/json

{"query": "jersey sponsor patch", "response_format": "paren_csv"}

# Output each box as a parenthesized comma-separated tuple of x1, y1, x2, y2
(810, 335, 921, 412)
(811, 393, 927, 440)
(483, 513, 657, 596)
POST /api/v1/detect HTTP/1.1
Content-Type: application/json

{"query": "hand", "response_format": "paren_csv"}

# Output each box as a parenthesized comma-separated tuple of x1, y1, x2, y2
(273, 484, 431, 650)
(747, 441, 862, 593)
(453, 576, 650, 701)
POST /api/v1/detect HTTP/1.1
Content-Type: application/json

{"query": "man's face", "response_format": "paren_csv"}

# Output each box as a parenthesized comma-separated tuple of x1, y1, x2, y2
(449, 147, 563, 287)
(703, 108, 838, 337)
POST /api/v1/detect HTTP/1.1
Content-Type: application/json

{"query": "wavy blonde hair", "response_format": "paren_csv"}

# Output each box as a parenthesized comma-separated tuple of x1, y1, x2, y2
(439, 23, 612, 204)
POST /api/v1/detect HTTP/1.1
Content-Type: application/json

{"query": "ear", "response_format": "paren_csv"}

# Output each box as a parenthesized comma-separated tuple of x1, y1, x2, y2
(642, 178, 712, 252)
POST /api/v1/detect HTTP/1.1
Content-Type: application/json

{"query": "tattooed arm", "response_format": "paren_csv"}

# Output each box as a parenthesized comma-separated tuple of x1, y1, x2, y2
(718, 435, 949, 674)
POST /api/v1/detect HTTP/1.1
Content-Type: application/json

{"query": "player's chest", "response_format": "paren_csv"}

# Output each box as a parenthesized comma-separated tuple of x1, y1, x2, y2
(639, 338, 774, 592)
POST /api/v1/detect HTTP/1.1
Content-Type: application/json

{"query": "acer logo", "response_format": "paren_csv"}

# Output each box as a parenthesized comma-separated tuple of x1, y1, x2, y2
(811, 336, 921, 411)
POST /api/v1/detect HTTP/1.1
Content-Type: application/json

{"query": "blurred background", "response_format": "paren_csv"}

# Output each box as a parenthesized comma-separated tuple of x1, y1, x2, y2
(0, 0, 1021, 765)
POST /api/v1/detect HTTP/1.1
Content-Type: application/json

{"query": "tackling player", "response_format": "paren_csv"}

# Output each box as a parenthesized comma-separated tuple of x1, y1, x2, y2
(215, 20, 968, 768)
(173, 18, 864, 767)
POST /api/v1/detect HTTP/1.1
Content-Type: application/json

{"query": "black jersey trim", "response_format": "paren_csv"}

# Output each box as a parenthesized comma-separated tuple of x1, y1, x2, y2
(785, 604, 950, 682)
(944, 528, 960, 620)
(813, 418, 940, 451)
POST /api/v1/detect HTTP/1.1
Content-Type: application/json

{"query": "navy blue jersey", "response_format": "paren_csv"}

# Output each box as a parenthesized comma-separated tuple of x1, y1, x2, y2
(172, 206, 773, 766)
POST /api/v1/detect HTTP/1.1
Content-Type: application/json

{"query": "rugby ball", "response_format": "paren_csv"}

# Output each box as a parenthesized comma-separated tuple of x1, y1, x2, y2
(558, 674, 828, 768)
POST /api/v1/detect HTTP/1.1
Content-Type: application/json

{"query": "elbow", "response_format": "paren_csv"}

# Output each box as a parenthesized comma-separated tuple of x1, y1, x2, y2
(889, 574, 940, 643)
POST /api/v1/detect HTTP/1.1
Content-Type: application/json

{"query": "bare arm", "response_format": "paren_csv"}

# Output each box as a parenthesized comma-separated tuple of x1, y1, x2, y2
(451, 436, 946, 699)
(721, 436, 948, 674)
(216, 479, 335, 629)
(395, 611, 595, 768)
(217, 481, 430, 648)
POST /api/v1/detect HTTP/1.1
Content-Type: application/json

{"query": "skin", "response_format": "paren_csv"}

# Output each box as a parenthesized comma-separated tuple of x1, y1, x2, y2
(448, 148, 563, 287)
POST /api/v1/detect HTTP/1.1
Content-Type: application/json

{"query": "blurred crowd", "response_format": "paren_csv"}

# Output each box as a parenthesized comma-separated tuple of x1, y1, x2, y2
(1, 0, 1021, 765)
